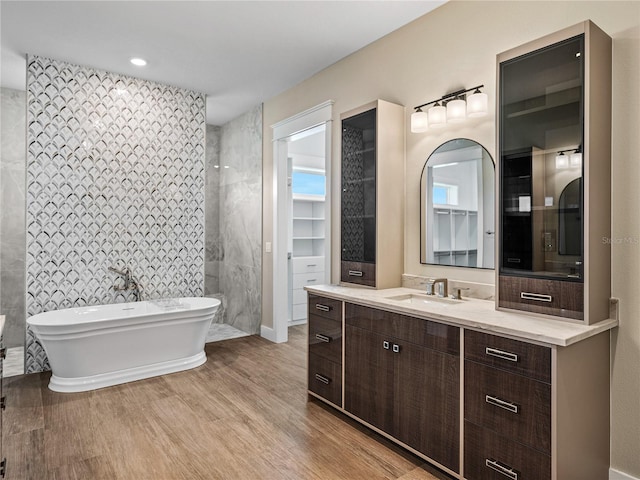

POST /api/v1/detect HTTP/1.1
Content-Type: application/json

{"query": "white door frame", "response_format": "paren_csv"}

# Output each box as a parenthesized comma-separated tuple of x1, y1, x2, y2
(266, 101, 333, 343)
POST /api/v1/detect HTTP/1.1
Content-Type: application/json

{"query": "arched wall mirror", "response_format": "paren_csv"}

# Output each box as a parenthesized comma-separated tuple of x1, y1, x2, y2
(420, 138, 495, 268)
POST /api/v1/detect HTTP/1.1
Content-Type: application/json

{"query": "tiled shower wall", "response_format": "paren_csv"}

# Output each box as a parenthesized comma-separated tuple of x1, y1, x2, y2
(25, 56, 206, 373)
(0, 88, 27, 349)
(216, 105, 262, 334)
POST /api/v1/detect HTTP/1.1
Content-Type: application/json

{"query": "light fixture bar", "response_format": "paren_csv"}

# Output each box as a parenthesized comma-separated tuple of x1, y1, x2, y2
(413, 84, 484, 111)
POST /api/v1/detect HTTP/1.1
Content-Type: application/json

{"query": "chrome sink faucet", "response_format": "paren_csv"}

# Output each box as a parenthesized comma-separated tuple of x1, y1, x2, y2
(426, 278, 448, 298)
(109, 265, 143, 301)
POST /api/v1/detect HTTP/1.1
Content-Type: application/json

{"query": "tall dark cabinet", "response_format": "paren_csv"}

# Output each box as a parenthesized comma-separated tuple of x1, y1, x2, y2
(497, 21, 611, 324)
(340, 100, 404, 288)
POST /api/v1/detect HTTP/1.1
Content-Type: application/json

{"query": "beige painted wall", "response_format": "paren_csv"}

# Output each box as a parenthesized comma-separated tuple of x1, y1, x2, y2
(262, 1, 640, 475)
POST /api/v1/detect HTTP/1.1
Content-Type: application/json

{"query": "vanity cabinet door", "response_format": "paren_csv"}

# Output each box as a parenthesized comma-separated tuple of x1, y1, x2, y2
(344, 303, 460, 473)
(395, 340, 460, 472)
(344, 325, 394, 433)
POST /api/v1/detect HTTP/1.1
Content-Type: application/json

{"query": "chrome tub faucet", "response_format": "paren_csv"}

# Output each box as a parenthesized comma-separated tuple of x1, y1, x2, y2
(109, 265, 143, 301)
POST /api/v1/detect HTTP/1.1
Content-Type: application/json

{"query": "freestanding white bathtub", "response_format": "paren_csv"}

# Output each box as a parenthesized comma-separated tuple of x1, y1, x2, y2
(27, 297, 220, 393)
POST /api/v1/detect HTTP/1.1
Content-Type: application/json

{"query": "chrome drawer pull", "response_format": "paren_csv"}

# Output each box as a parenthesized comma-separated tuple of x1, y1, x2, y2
(520, 292, 552, 302)
(306, 264, 317, 267)
(485, 395, 519, 414)
(315, 304, 331, 312)
(486, 459, 518, 480)
(306, 279, 318, 283)
(382, 340, 390, 350)
(348, 270, 364, 277)
(392, 344, 401, 353)
(314, 374, 330, 385)
(485, 347, 519, 363)
(315, 334, 331, 343)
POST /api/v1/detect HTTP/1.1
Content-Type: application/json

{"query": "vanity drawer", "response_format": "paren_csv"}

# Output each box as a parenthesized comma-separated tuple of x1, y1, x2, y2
(464, 421, 550, 480)
(307, 295, 342, 322)
(498, 275, 583, 320)
(308, 315, 342, 363)
(308, 353, 342, 407)
(465, 361, 551, 454)
(341, 261, 376, 287)
(345, 303, 459, 355)
(465, 330, 551, 383)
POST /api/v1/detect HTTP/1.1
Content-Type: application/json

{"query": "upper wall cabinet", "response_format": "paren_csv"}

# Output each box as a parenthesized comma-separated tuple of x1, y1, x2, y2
(340, 100, 404, 288)
(496, 21, 611, 324)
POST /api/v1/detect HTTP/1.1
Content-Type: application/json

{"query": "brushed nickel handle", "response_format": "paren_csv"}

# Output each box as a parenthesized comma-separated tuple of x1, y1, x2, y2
(486, 347, 519, 363)
(315, 304, 330, 312)
(520, 292, 552, 302)
(306, 279, 318, 283)
(392, 344, 401, 353)
(485, 459, 518, 480)
(314, 374, 330, 385)
(315, 334, 331, 343)
(348, 270, 363, 277)
(486, 395, 519, 414)
(306, 264, 317, 267)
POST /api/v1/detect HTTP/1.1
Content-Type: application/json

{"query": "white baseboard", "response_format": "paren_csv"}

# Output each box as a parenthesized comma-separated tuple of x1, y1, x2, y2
(260, 324, 278, 342)
(611, 468, 640, 480)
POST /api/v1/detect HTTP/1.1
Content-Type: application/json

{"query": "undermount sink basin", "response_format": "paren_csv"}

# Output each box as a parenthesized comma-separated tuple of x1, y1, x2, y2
(384, 293, 462, 306)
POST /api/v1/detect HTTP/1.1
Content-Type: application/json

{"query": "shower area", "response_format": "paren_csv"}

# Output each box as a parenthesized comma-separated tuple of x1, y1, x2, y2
(0, 57, 262, 375)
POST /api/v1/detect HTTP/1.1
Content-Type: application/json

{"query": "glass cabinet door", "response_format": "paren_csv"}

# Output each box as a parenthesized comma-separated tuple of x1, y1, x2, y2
(341, 108, 376, 266)
(499, 35, 584, 281)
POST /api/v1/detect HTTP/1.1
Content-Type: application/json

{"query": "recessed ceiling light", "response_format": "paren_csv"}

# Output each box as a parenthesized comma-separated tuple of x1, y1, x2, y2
(130, 58, 147, 66)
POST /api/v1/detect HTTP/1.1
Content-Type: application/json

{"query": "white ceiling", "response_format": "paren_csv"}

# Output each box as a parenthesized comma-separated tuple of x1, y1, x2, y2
(0, 1, 445, 126)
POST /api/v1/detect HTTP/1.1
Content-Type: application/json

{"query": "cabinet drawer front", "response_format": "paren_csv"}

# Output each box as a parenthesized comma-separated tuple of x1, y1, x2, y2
(308, 353, 342, 407)
(294, 272, 325, 289)
(464, 421, 550, 480)
(292, 256, 325, 273)
(465, 362, 551, 454)
(292, 288, 307, 306)
(465, 330, 550, 383)
(308, 295, 342, 322)
(341, 261, 376, 287)
(498, 275, 583, 320)
(308, 315, 342, 363)
(346, 303, 459, 355)
(292, 303, 307, 321)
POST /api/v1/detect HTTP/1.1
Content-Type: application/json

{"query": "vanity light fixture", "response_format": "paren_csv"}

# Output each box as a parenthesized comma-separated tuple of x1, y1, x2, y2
(570, 146, 582, 168)
(411, 84, 487, 133)
(556, 147, 582, 169)
(130, 57, 147, 66)
(555, 151, 569, 169)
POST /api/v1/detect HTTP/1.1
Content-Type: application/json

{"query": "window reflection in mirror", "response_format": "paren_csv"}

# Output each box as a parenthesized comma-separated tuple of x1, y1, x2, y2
(420, 139, 495, 268)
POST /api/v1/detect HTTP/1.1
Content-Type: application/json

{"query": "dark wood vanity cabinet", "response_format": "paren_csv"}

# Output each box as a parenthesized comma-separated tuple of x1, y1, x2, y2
(344, 303, 460, 473)
(340, 100, 404, 289)
(464, 330, 552, 480)
(307, 294, 342, 406)
(497, 21, 611, 324)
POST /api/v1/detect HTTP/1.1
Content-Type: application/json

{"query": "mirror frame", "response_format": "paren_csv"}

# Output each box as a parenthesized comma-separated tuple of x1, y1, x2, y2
(420, 138, 496, 269)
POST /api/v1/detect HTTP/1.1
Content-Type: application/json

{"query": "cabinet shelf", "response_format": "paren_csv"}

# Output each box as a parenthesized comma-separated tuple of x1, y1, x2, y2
(293, 217, 325, 221)
(293, 236, 325, 241)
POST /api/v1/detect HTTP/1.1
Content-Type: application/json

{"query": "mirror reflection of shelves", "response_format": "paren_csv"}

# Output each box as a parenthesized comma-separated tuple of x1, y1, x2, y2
(433, 207, 478, 267)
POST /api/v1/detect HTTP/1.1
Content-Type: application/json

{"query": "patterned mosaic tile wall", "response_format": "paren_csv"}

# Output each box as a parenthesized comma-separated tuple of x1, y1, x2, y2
(25, 56, 206, 373)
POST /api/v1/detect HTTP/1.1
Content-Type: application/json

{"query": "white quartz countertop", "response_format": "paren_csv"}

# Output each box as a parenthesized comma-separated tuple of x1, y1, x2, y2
(304, 285, 618, 347)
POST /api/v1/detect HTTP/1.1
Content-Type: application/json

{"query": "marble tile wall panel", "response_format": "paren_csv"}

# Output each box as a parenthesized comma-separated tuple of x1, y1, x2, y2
(0, 88, 27, 349)
(205, 124, 221, 296)
(218, 105, 262, 334)
(25, 56, 206, 373)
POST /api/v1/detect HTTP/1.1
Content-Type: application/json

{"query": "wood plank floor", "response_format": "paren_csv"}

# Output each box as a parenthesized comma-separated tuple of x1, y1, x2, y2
(3, 326, 454, 480)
